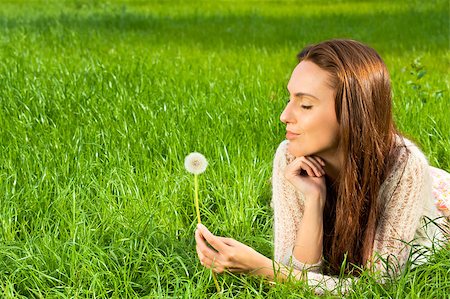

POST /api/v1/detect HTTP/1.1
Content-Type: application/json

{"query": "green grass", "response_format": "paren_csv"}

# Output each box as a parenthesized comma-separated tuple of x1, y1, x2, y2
(0, 0, 449, 297)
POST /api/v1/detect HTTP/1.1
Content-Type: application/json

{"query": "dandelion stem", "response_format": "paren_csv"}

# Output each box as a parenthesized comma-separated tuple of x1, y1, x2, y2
(194, 174, 201, 224)
(194, 174, 221, 293)
(212, 272, 221, 293)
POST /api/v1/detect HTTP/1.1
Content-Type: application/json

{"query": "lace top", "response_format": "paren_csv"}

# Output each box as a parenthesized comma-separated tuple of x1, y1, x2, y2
(271, 136, 446, 294)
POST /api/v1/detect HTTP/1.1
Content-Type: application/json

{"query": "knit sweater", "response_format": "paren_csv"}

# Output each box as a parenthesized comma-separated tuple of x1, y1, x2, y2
(271, 136, 446, 294)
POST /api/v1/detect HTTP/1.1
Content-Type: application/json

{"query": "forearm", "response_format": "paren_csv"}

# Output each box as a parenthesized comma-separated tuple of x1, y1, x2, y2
(249, 253, 305, 281)
(249, 254, 355, 297)
(293, 200, 324, 264)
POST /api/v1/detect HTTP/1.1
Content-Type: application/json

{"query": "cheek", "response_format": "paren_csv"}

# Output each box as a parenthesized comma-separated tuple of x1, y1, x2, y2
(313, 105, 339, 141)
(288, 112, 339, 157)
(313, 117, 340, 151)
(317, 118, 339, 144)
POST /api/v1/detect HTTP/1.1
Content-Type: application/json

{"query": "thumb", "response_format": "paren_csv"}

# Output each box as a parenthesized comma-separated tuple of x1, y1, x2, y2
(197, 224, 226, 252)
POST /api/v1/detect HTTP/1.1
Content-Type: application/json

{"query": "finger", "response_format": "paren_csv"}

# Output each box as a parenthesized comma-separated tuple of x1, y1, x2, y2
(317, 156, 326, 166)
(195, 229, 219, 258)
(196, 244, 214, 267)
(286, 157, 308, 177)
(211, 263, 226, 273)
(304, 156, 323, 175)
(303, 156, 323, 177)
(197, 224, 227, 252)
(196, 244, 205, 263)
(296, 158, 316, 177)
(217, 236, 237, 246)
(310, 155, 325, 167)
(196, 229, 238, 270)
(305, 156, 325, 176)
(226, 268, 245, 273)
(300, 157, 322, 177)
(197, 248, 225, 273)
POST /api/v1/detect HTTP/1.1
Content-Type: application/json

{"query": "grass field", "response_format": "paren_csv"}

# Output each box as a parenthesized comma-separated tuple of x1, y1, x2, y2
(0, 0, 449, 298)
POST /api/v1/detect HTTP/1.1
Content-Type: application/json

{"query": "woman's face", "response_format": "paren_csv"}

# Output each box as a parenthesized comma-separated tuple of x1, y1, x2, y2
(280, 60, 340, 158)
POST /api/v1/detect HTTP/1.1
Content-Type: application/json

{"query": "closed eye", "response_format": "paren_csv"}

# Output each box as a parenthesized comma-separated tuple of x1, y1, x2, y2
(301, 105, 313, 110)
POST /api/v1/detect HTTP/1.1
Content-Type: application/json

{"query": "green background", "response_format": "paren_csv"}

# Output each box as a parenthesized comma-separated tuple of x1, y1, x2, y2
(0, 0, 449, 297)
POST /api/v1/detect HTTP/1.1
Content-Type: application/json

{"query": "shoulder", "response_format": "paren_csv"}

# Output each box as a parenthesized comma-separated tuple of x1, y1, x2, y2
(387, 135, 430, 180)
(401, 136, 429, 165)
(275, 139, 289, 156)
(379, 135, 432, 206)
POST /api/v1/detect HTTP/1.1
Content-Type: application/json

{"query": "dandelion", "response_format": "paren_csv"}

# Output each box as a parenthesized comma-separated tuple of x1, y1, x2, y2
(185, 152, 208, 224)
(184, 152, 221, 293)
(185, 152, 208, 175)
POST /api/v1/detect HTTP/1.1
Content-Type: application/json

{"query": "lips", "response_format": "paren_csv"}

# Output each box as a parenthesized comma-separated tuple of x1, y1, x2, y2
(286, 130, 300, 140)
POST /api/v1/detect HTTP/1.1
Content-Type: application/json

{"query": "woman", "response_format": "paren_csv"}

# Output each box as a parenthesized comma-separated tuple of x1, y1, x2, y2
(194, 39, 449, 294)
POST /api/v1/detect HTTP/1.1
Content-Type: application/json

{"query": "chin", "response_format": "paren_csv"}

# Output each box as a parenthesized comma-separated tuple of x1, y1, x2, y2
(287, 143, 306, 157)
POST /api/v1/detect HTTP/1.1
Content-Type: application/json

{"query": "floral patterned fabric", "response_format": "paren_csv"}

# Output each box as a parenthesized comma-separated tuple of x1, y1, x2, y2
(431, 166, 450, 217)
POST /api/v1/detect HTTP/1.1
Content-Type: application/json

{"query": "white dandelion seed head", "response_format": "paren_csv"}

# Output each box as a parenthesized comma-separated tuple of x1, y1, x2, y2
(184, 152, 208, 175)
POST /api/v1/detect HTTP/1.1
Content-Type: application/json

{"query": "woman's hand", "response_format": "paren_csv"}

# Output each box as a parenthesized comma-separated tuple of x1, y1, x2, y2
(195, 224, 269, 274)
(284, 155, 326, 208)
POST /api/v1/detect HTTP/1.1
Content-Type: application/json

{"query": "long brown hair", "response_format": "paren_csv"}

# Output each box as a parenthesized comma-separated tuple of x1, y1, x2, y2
(297, 39, 397, 274)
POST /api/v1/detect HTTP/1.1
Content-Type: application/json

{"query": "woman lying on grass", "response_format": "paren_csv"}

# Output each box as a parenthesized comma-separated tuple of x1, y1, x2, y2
(195, 39, 450, 294)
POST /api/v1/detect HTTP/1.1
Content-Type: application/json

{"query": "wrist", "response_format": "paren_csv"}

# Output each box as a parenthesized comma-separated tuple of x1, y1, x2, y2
(303, 194, 325, 213)
(248, 254, 274, 276)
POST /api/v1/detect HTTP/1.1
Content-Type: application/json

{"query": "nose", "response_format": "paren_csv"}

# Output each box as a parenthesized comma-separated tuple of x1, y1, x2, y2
(280, 101, 293, 124)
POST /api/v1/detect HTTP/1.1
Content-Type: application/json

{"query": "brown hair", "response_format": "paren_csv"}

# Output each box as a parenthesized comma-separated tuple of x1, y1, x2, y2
(297, 39, 397, 274)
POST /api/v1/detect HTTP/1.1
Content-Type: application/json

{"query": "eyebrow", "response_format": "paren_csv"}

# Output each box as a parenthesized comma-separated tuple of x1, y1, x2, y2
(287, 87, 320, 101)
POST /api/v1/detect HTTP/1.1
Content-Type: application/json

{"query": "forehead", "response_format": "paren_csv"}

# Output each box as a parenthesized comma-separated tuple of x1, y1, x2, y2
(287, 60, 333, 97)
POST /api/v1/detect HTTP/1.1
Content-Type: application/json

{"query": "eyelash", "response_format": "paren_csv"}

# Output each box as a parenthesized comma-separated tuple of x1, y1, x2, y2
(286, 99, 312, 110)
